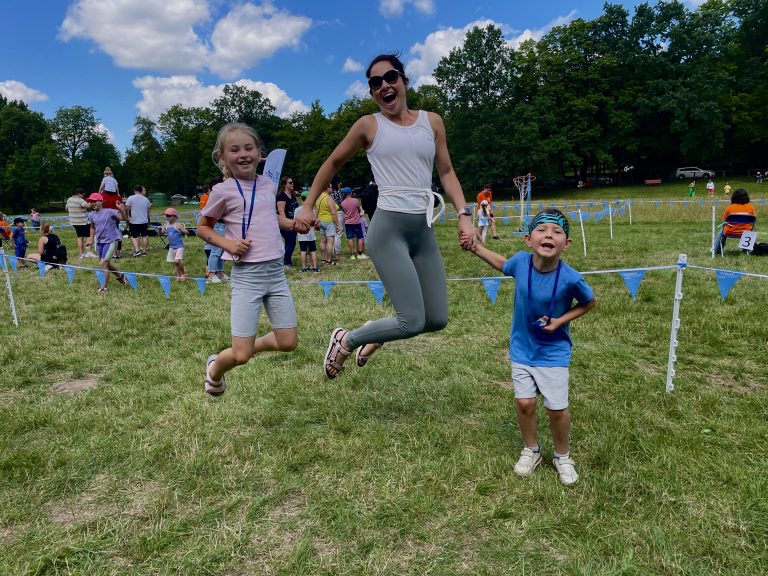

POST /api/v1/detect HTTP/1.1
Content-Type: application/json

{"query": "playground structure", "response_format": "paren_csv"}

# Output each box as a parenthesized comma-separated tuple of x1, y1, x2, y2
(512, 173, 536, 231)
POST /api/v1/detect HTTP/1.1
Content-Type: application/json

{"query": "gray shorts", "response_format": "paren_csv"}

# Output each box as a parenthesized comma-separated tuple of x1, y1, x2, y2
(511, 362, 570, 410)
(317, 221, 336, 238)
(230, 258, 297, 337)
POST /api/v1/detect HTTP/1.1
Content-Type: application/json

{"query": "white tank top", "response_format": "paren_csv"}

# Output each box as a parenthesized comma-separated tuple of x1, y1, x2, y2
(366, 110, 444, 225)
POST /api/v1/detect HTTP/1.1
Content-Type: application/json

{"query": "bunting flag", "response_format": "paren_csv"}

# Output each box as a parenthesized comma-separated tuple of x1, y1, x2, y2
(501, 217, 509, 225)
(761, 199, 766, 205)
(698, 200, 705, 206)
(95, 269, 107, 287)
(319, 281, 335, 300)
(589, 202, 594, 208)
(367, 281, 385, 304)
(569, 211, 577, 220)
(195, 277, 207, 295)
(576, 203, 581, 209)
(656, 201, 661, 206)
(481, 277, 502, 303)
(715, 270, 743, 300)
(0, 255, 6, 271)
(124, 272, 138, 290)
(619, 270, 646, 300)
(158, 275, 171, 298)
(64, 266, 75, 284)
(8, 256, 17, 272)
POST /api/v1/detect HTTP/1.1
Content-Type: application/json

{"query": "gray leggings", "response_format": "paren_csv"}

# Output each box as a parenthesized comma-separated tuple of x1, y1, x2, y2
(346, 210, 448, 350)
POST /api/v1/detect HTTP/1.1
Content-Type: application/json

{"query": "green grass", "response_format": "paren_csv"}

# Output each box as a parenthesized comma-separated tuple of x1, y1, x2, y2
(1, 186, 767, 575)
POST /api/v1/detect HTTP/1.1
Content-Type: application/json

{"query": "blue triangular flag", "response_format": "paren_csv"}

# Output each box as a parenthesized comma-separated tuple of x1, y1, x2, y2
(698, 200, 704, 206)
(64, 265, 75, 284)
(158, 275, 171, 298)
(95, 269, 106, 287)
(501, 217, 509, 225)
(576, 203, 581, 209)
(655, 201, 660, 206)
(715, 270, 743, 301)
(482, 277, 501, 304)
(713, 200, 719, 205)
(683, 200, 689, 206)
(195, 277, 206, 295)
(614, 200, 620, 206)
(760, 199, 766, 205)
(538, 203, 543, 210)
(503, 204, 510, 210)
(439, 217, 445, 224)
(569, 211, 577, 220)
(124, 272, 137, 290)
(8, 256, 17, 272)
(619, 270, 645, 300)
(0, 255, 6, 271)
(563, 203, 569, 209)
(319, 281, 335, 300)
(367, 281, 385, 304)
(38, 261, 47, 276)
(589, 202, 594, 208)
(602, 201, 607, 207)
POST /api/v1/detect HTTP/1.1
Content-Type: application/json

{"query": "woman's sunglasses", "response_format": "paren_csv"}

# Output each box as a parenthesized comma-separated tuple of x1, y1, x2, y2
(368, 69, 404, 91)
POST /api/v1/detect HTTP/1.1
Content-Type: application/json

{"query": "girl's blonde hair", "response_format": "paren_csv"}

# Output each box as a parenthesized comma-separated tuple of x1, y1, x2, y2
(103, 167, 113, 176)
(211, 123, 264, 178)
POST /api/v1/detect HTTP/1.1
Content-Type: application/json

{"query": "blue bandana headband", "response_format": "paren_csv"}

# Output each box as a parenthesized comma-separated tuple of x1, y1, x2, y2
(528, 212, 570, 237)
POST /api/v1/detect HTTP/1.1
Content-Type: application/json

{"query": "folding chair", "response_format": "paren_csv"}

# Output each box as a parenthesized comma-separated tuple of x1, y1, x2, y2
(148, 221, 168, 249)
(715, 212, 756, 256)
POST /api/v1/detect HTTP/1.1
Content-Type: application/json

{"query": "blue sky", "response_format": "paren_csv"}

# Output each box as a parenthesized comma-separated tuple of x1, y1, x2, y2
(0, 1, 702, 154)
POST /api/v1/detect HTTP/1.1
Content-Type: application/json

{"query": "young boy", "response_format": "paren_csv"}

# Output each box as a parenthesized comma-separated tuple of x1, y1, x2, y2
(87, 193, 130, 293)
(159, 208, 189, 280)
(469, 209, 596, 485)
(296, 191, 319, 272)
(11, 217, 29, 265)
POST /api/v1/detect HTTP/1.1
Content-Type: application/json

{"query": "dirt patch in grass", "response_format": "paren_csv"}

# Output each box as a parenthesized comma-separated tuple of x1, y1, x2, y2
(52, 376, 100, 394)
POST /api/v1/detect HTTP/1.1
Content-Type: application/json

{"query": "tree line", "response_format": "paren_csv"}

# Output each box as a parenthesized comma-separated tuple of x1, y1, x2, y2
(1, 0, 765, 212)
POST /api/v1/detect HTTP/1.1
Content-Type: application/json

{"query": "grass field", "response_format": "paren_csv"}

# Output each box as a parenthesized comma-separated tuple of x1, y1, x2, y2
(1, 181, 767, 575)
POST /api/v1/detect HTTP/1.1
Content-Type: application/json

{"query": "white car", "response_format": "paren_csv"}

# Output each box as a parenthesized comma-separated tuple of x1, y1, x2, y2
(675, 167, 715, 179)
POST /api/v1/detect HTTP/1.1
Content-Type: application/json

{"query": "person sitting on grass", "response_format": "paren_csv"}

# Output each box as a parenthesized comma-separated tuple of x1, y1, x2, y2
(159, 208, 189, 281)
(86, 193, 129, 293)
(465, 208, 596, 486)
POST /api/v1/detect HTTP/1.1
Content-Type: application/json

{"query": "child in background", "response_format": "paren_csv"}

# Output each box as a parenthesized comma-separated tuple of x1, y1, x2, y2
(196, 122, 310, 396)
(29, 209, 41, 230)
(688, 180, 696, 198)
(296, 191, 319, 272)
(706, 179, 715, 197)
(12, 217, 29, 263)
(159, 208, 189, 280)
(86, 193, 129, 293)
(476, 200, 490, 243)
(205, 220, 228, 283)
(467, 209, 596, 485)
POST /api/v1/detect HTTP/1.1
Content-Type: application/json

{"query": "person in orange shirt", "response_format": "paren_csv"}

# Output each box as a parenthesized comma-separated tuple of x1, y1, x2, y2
(476, 183, 499, 239)
(714, 187, 757, 253)
(199, 184, 210, 210)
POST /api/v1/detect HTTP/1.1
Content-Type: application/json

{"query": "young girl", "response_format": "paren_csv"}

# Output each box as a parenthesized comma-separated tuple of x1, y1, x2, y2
(85, 193, 129, 292)
(476, 200, 490, 243)
(159, 208, 189, 280)
(196, 123, 309, 396)
(295, 191, 319, 272)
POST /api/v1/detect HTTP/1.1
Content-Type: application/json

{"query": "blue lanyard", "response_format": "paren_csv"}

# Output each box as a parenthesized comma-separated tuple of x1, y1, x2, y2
(527, 256, 562, 326)
(233, 177, 257, 240)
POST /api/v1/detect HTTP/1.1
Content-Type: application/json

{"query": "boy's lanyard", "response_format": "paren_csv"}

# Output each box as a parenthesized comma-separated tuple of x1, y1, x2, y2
(232, 177, 257, 262)
(528, 256, 562, 327)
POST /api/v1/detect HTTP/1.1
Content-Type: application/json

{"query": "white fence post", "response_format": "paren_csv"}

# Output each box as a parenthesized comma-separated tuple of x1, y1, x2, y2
(665, 254, 687, 393)
(578, 209, 586, 256)
(0, 248, 19, 328)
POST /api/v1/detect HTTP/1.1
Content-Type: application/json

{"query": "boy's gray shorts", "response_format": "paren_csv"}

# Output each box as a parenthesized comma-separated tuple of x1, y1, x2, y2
(511, 362, 570, 410)
(230, 258, 297, 337)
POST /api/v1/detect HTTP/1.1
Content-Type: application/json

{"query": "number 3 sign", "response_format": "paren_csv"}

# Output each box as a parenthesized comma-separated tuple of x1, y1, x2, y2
(738, 230, 757, 251)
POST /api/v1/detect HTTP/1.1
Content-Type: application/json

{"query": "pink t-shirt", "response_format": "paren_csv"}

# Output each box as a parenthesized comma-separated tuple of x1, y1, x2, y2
(200, 176, 282, 263)
(341, 197, 362, 225)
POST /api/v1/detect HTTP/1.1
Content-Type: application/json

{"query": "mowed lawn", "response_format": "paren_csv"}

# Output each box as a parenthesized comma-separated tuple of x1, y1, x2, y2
(1, 182, 767, 575)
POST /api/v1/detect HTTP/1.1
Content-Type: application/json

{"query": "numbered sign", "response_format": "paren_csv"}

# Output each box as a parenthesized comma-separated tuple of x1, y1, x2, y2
(738, 230, 757, 251)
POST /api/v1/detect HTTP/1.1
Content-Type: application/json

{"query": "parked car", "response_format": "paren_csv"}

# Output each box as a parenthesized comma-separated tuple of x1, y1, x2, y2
(675, 167, 716, 179)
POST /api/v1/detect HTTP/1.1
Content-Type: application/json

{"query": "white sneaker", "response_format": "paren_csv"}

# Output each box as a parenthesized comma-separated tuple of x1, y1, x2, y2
(85, 252, 98, 258)
(78, 254, 85, 259)
(207, 275, 222, 283)
(218, 273, 229, 281)
(44, 264, 54, 272)
(358, 253, 369, 260)
(553, 455, 579, 486)
(514, 447, 542, 477)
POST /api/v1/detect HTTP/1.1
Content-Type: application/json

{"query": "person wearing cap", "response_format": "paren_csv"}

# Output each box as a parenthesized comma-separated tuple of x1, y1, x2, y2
(66, 187, 97, 258)
(158, 208, 189, 280)
(340, 187, 368, 260)
(476, 183, 499, 239)
(295, 190, 319, 272)
(466, 208, 596, 486)
(11, 217, 29, 263)
(86, 193, 130, 292)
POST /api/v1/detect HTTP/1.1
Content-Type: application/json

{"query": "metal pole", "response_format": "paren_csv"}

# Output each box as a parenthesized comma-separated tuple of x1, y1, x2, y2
(665, 254, 687, 393)
(711, 205, 716, 258)
(578, 209, 587, 256)
(628, 200, 632, 225)
(609, 204, 613, 240)
(0, 248, 19, 327)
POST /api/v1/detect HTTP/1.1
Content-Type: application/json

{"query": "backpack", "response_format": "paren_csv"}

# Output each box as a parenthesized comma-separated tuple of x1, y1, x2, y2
(54, 243, 68, 265)
(751, 242, 768, 256)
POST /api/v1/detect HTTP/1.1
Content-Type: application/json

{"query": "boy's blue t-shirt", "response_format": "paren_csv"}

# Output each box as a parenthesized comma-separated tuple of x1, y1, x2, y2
(502, 251, 594, 367)
(12, 226, 27, 247)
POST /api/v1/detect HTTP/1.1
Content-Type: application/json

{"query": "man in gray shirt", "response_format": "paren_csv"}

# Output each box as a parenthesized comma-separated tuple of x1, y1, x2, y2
(125, 185, 152, 256)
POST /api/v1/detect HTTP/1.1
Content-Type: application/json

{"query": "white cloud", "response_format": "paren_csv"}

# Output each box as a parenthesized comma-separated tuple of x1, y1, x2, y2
(60, 0, 210, 74)
(342, 58, 363, 73)
(133, 75, 308, 120)
(59, 0, 312, 79)
(379, 0, 435, 18)
(345, 80, 370, 99)
(508, 12, 577, 48)
(209, 3, 312, 78)
(0, 80, 49, 103)
(97, 123, 117, 145)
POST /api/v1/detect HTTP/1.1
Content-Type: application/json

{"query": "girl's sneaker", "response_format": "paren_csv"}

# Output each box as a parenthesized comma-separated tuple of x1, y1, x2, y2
(310, 267, 320, 272)
(300, 267, 309, 272)
(513, 446, 542, 477)
(552, 455, 579, 485)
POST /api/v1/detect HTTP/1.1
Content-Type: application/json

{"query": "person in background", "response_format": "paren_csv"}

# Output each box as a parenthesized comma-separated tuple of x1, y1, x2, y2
(11, 217, 29, 265)
(159, 208, 189, 280)
(29, 208, 41, 230)
(723, 182, 732, 196)
(295, 191, 319, 272)
(276, 175, 299, 268)
(66, 187, 96, 258)
(125, 185, 152, 256)
(86, 193, 129, 293)
(476, 183, 499, 239)
(688, 180, 696, 198)
(340, 187, 368, 260)
(706, 178, 715, 197)
(713, 187, 757, 253)
(29, 223, 67, 270)
(315, 183, 339, 266)
(98, 167, 123, 258)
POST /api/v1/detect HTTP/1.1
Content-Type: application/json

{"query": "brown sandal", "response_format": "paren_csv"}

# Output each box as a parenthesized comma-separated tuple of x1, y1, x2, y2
(355, 342, 382, 368)
(324, 328, 351, 378)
